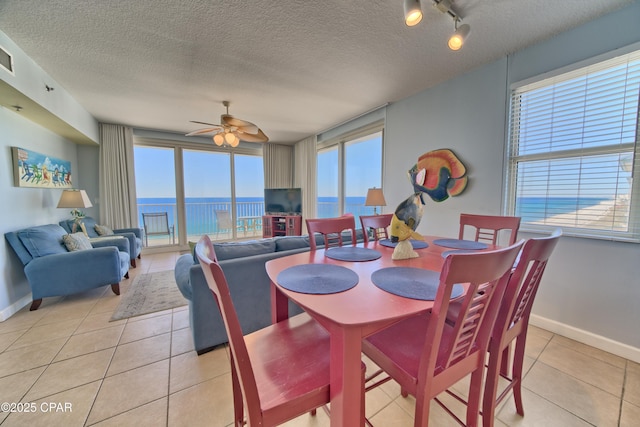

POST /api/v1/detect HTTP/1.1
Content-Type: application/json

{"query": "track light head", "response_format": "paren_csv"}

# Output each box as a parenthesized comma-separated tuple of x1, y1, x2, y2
(448, 22, 470, 51)
(404, 0, 423, 27)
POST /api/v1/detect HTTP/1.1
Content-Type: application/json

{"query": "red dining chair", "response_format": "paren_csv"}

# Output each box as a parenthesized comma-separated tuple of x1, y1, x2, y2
(360, 213, 393, 244)
(306, 215, 357, 251)
(362, 240, 524, 426)
(195, 235, 338, 426)
(459, 213, 521, 246)
(481, 228, 562, 427)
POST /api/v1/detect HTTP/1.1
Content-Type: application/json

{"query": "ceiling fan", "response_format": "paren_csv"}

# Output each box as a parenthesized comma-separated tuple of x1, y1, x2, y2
(186, 101, 269, 147)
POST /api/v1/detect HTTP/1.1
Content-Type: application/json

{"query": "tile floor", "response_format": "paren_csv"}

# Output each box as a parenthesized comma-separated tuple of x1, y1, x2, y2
(0, 252, 638, 426)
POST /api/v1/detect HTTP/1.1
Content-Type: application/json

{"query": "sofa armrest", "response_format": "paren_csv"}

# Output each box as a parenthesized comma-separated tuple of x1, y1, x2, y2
(112, 232, 140, 258)
(115, 228, 143, 240)
(24, 247, 123, 299)
(90, 236, 130, 255)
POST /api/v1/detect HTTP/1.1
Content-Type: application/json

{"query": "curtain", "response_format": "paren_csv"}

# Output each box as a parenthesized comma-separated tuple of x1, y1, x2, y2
(99, 123, 138, 228)
(263, 143, 293, 188)
(294, 135, 317, 233)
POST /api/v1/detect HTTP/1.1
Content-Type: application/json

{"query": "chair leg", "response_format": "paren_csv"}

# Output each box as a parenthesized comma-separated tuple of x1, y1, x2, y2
(511, 336, 527, 416)
(111, 283, 120, 295)
(124, 272, 129, 279)
(137, 253, 141, 259)
(483, 346, 502, 427)
(466, 368, 484, 427)
(30, 299, 43, 311)
(131, 259, 137, 268)
(230, 355, 244, 427)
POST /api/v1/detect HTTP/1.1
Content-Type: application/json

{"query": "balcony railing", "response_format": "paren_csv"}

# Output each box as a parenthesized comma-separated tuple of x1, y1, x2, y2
(137, 200, 266, 246)
(138, 199, 377, 247)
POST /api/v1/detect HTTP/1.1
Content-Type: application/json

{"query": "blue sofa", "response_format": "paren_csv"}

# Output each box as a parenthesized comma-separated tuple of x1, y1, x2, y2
(5, 224, 130, 310)
(174, 231, 365, 355)
(59, 217, 143, 267)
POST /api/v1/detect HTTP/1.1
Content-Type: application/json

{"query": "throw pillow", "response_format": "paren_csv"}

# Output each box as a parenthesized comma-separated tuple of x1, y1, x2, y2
(95, 224, 115, 236)
(63, 232, 93, 252)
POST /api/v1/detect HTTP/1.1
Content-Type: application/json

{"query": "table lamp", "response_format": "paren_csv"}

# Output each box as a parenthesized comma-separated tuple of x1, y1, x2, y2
(365, 187, 386, 215)
(57, 189, 93, 231)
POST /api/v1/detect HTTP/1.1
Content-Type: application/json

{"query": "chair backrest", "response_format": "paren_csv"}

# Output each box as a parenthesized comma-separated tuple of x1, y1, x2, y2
(458, 213, 521, 245)
(142, 212, 171, 235)
(195, 235, 262, 422)
(214, 210, 234, 230)
(360, 214, 393, 244)
(495, 228, 562, 342)
(421, 241, 523, 376)
(306, 216, 357, 251)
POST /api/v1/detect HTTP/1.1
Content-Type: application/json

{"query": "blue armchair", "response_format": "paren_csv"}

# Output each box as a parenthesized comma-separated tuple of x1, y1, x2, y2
(5, 224, 130, 310)
(59, 217, 143, 267)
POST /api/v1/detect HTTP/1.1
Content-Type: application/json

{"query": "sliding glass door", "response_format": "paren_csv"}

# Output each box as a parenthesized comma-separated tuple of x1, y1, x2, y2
(134, 140, 264, 247)
(183, 150, 232, 241)
(134, 146, 179, 247)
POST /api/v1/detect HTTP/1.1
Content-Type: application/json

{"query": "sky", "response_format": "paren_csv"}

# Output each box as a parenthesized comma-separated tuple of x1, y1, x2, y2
(135, 133, 383, 200)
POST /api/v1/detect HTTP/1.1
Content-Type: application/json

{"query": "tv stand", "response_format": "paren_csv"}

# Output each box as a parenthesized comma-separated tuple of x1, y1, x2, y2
(262, 215, 302, 238)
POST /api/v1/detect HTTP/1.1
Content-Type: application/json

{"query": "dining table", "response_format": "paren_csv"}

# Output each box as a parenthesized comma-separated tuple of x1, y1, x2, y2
(265, 236, 493, 426)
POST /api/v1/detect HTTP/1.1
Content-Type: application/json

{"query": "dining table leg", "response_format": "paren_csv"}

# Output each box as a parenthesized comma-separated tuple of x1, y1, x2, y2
(270, 281, 289, 323)
(329, 325, 365, 427)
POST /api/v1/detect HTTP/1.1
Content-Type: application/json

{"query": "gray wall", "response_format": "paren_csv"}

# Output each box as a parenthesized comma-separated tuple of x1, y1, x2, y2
(383, 2, 640, 356)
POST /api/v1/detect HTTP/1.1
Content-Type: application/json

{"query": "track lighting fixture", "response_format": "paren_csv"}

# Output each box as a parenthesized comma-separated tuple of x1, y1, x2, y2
(404, 0, 423, 27)
(448, 19, 470, 51)
(403, 0, 471, 51)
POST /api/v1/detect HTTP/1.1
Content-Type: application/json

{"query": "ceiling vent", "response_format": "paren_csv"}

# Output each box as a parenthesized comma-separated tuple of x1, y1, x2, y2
(0, 45, 14, 75)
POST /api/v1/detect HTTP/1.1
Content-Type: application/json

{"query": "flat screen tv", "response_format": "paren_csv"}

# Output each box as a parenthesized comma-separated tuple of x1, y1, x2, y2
(264, 188, 302, 215)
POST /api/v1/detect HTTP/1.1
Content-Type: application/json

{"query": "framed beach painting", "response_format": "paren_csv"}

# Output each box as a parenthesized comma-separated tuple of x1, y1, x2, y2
(12, 147, 73, 189)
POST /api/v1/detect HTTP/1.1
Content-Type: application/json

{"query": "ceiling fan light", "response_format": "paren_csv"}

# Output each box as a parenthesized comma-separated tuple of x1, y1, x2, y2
(213, 134, 224, 146)
(448, 23, 470, 51)
(404, 0, 422, 27)
(225, 132, 236, 144)
(230, 136, 240, 148)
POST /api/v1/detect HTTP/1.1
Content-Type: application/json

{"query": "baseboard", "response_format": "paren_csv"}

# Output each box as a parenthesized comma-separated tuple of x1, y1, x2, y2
(0, 293, 31, 322)
(530, 314, 640, 364)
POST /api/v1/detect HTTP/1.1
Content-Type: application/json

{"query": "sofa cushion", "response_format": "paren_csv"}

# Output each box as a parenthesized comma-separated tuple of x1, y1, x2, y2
(17, 224, 68, 258)
(213, 239, 276, 261)
(274, 236, 310, 252)
(78, 217, 100, 238)
(63, 232, 93, 251)
(95, 224, 115, 236)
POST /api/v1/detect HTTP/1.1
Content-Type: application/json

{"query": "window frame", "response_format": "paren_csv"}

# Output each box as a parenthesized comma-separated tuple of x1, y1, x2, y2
(504, 44, 640, 242)
(134, 136, 264, 246)
(316, 121, 385, 220)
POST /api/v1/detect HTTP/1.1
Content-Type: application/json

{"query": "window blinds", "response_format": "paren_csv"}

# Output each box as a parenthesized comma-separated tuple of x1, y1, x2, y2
(507, 50, 640, 241)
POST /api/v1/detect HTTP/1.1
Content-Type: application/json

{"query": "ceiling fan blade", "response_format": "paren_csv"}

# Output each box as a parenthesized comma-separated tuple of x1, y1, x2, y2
(222, 115, 259, 134)
(235, 128, 269, 143)
(190, 120, 221, 127)
(185, 127, 223, 136)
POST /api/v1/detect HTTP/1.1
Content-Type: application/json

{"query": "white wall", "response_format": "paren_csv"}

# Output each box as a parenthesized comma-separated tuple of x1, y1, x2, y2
(383, 2, 640, 360)
(0, 108, 93, 318)
(0, 30, 99, 319)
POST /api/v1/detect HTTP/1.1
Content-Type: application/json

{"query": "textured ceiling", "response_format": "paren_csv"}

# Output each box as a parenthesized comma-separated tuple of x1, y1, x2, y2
(0, 0, 633, 144)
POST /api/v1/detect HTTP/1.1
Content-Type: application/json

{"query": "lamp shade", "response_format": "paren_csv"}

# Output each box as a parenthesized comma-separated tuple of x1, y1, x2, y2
(57, 189, 93, 209)
(365, 188, 387, 207)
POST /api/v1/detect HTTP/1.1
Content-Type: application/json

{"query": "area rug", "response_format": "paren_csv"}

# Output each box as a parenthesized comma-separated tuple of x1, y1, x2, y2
(110, 270, 187, 321)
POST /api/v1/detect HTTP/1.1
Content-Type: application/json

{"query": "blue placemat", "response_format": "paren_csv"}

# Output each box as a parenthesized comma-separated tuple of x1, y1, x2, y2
(441, 249, 481, 258)
(433, 239, 488, 250)
(379, 239, 429, 249)
(277, 264, 359, 294)
(325, 247, 382, 262)
(371, 267, 464, 301)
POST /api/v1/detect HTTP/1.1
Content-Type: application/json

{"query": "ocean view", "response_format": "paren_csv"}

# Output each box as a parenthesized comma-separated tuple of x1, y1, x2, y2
(137, 196, 610, 237)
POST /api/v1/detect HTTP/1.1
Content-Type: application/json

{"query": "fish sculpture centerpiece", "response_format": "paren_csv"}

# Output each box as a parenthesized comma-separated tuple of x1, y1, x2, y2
(390, 193, 425, 259)
(390, 149, 468, 260)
